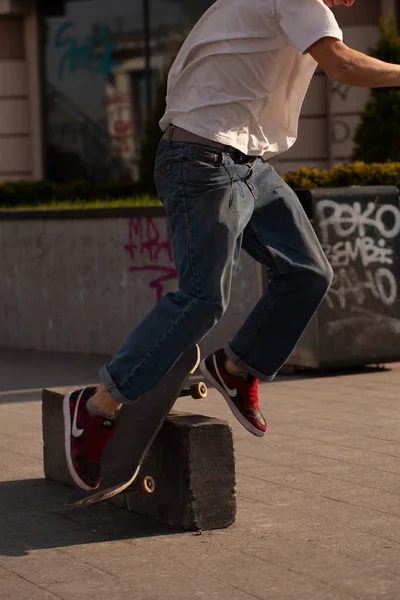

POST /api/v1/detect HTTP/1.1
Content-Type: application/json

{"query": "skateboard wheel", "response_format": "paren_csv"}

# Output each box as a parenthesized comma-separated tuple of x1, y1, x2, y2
(143, 476, 156, 494)
(190, 382, 208, 399)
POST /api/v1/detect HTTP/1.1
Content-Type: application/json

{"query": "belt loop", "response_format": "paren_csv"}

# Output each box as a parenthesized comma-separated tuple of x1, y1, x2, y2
(167, 124, 175, 143)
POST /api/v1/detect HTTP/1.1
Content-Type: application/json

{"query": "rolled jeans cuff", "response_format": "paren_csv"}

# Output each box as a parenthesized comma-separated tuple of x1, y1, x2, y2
(99, 365, 138, 405)
(225, 344, 276, 382)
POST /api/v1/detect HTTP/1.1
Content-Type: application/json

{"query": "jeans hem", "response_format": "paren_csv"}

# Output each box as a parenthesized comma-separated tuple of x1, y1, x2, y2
(225, 344, 276, 382)
(99, 365, 138, 405)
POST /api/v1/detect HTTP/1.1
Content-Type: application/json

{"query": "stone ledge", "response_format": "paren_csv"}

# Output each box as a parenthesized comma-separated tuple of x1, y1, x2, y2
(42, 387, 237, 531)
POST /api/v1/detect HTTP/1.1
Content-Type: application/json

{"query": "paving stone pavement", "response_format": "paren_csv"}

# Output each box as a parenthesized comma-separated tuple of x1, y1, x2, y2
(1, 347, 400, 600)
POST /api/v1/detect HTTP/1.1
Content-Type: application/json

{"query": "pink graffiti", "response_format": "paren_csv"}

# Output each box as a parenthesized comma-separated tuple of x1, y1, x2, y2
(124, 217, 177, 302)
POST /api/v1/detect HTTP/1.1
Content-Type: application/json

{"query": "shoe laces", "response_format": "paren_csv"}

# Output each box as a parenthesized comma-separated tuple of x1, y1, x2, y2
(245, 376, 259, 410)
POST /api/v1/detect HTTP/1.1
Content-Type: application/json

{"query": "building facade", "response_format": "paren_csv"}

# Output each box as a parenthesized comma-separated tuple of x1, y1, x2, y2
(0, 0, 398, 184)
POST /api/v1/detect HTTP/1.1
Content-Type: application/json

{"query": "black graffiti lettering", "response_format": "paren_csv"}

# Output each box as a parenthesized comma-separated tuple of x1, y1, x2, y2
(331, 120, 351, 144)
(330, 82, 351, 101)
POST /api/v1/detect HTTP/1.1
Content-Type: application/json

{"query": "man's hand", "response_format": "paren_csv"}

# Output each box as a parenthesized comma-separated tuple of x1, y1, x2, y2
(307, 36, 400, 87)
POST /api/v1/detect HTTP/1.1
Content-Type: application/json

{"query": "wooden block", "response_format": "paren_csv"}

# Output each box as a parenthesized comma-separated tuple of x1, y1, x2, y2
(42, 388, 236, 531)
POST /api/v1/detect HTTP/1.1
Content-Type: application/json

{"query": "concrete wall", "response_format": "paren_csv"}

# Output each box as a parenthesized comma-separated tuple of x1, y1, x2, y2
(0, 208, 262, 358)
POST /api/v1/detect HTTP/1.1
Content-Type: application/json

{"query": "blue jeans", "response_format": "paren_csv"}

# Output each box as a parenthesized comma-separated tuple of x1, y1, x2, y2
(100, 139, 333, 403)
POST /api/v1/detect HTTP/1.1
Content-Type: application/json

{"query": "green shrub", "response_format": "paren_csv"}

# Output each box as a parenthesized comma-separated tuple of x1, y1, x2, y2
(352, 17, 400, 162)
(283, 161, 400, 189)
(0, 180, 160, 209)
(1, 161, 400, 210)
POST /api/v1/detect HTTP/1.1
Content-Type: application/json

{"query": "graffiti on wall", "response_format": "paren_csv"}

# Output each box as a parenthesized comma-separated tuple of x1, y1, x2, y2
(54, 22, 120, 79)
(105, 90, 135, 169)
(124, 217, 178, 302)
(317, 199, 400, 310)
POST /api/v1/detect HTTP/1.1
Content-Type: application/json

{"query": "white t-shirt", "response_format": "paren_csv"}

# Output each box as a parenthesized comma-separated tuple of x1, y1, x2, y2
(159, 0, 343, 158)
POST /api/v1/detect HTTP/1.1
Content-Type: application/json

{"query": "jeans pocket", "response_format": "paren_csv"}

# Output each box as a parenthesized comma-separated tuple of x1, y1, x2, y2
(184, 146, 222, 172)
(154, 163, 171, 204)
(182, 150, 226, 193)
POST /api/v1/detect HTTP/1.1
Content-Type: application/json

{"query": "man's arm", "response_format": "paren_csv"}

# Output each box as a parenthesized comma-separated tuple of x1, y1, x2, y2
(307, 37, 400, 87)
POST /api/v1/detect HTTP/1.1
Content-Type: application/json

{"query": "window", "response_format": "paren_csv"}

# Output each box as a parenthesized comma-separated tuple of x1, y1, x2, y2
(39, 0, 214, 183)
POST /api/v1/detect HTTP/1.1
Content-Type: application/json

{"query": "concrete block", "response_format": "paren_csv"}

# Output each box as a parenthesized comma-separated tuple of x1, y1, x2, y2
(42, 387, 75, 489)
(42, 387, 237, 531)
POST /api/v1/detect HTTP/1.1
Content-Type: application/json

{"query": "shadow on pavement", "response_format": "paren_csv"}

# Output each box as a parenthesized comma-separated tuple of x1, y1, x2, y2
(1, 346, 392, 401)
(0, 347, 109, 398)
(0, 478, 180, 557)
(274, 363, 390, 384)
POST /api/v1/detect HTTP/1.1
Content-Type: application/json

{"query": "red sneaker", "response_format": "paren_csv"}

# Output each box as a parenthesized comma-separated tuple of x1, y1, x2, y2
(63, 387, 118, 490)
(200, 349, 267, 437)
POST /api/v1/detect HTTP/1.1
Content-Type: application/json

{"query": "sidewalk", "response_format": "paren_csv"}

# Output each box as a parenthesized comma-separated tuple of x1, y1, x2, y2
(1, 347, 400, 600)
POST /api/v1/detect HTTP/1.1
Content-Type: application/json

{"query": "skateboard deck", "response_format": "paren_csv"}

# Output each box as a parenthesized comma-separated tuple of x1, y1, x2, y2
(66, 345, 205, 508)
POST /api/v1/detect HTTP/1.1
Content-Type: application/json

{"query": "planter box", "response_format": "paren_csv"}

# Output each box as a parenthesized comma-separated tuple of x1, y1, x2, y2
(286, 186, 400, 369)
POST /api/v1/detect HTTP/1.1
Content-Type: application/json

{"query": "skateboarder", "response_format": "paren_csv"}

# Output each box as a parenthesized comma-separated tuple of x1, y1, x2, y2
(65, 0, 399, 491)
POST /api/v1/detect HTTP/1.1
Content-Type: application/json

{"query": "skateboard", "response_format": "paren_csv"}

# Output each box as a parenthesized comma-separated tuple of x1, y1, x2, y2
(66, 345, 207, 508)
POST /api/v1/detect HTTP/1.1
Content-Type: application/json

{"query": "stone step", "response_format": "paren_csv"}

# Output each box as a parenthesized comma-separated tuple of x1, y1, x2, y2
(42, 387, 237, 531)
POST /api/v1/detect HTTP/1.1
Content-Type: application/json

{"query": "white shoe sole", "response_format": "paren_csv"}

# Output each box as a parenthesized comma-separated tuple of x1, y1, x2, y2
(63, 391, 97, 492)
(199, 358, 265, 438)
